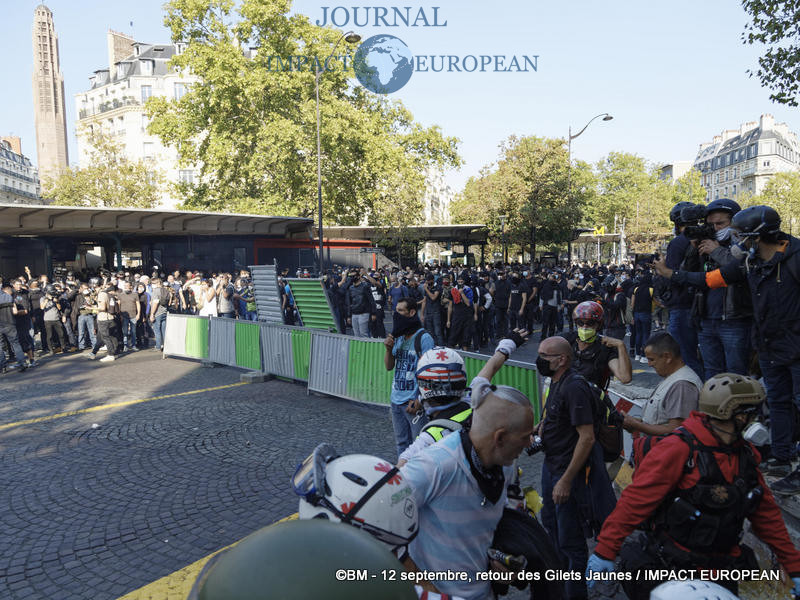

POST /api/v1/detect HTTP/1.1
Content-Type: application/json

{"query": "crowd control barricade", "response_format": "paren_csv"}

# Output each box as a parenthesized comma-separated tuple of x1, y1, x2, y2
(209, 317, 263, 371)
(259, 323, 313, 382)
(208, 317, 237, 367)
(163, 314, 209, 359)
(285, 278, 339, 332)
(250, 262, 283, 323)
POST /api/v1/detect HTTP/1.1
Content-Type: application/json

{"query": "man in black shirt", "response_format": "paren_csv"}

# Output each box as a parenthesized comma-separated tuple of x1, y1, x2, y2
(0, 282, 28, 372)
(12, 279, 35, 365)
(493, 270, 511, 339)
(420, 274, 443, 345)
(508, 272, 527, 331)
(536, 336, 615, 600)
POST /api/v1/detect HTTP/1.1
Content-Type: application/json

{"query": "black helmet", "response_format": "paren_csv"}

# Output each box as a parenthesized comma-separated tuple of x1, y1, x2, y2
(669, 201, 696, 224)
(731, 205, 781, 238)
(189, 520, 416, 600)
(706, 198, 741, 216)
(44, 284, 56, 295)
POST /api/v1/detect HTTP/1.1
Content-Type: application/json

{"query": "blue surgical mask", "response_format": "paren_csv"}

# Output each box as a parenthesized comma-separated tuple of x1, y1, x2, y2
(715, 226, 732, 242)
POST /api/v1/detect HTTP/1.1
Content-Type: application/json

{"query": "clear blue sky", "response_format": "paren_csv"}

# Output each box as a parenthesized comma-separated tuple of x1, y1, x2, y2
(4, 0, 799, 193)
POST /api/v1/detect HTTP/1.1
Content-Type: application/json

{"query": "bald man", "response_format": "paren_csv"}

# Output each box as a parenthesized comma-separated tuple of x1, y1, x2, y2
(400, 381, 535, 600)
(537, 335, 616, 600)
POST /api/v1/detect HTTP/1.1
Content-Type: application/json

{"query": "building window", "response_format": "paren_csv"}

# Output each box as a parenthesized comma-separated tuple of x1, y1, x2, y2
(174, 82, 187, 100)
(116, 63, 126, 78)
(715, 189, 720, 199)
(764, 160, 770, 167)
(141, 114, 150, 133)
(179, 169, 194, 184)
(733, 167, 737, 178)
(141, 85, 152, 103)
(732, 184, 737, 196)
(725, 170, 729, 181)
(141, 60, 153, 76)
(143, 142, 154, 159)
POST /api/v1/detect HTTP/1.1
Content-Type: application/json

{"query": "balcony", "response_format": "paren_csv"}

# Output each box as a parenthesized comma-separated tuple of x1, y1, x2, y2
(79, 96, 140, 119)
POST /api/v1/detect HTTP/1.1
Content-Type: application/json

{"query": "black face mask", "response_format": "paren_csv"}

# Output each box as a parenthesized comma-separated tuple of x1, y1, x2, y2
(536, 356, 556, 377)
(391, 312, 422, 337)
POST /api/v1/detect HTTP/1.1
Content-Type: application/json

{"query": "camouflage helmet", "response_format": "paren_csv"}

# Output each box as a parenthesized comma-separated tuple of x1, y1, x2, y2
(698, 373, 765, 420)
(189, 519, 416, 600)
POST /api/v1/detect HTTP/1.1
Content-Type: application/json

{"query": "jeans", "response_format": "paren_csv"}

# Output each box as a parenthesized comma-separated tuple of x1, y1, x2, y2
(245, 311, 258, 321)
(15, 316, 34, 353)
(541, 305, 558, 339)
(44, 320, 67, 352)
(423, 306, 444, 345)
(667, 307, 703, 379)
(153, 312, 167, 349)
(121, 315, 137, 349)
(219, 311, 235, 319)
(697, 318, 751, 378)
(77, 314, 96, 349)
(541, 461, 590, 600)
(758, 360, 800, 462)
(92, 319, 120, 356)
(351, 313, 370, 338)
(494, 307, 509, 339)
(390, 401, 427, 459)
(0, 322, 26, 367)
(633, 312, 652, 355)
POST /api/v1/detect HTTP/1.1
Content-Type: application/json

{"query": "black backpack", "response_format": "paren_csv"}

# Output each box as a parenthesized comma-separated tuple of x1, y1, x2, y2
(577, 375, 624, 462)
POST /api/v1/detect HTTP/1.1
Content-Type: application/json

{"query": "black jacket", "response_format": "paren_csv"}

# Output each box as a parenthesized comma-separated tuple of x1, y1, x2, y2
(702, 244, 753, 322)
(343, 280, 373, 316)
(681, 234, 800, 365)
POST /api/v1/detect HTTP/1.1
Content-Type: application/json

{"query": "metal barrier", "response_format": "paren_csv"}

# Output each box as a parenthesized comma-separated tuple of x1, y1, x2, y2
(165, 316, 540, 419)
(250, 262, 283, 323)
(164, 314, 210, 359)
(285, 278, 339, 332)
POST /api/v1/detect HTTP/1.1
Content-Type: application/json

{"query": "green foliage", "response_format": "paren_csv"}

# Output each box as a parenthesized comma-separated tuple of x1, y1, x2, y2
(43, 129, 163, 208)
(742, 0, 800, 106)
(451, 136, 590, 256)
(147, 0, 460, 222)
(742, 171, 800, 234)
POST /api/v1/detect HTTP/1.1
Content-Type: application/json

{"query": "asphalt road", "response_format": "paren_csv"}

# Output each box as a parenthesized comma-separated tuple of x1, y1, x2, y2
(0, 349, 546, 599)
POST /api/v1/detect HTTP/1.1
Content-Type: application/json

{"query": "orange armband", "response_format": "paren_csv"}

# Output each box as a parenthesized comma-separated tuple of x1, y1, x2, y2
(705, 269, 727, 289)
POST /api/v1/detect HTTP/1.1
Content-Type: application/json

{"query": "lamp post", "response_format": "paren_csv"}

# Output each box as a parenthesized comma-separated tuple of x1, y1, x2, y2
(315, 31, 361, 276)
(567, 113, 612, 262)
(499, 214, 508, 264)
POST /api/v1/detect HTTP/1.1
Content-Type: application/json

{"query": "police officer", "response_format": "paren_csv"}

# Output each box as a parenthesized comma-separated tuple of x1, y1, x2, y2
(655, 205, 800, 488)
(587, 373, 800, 600)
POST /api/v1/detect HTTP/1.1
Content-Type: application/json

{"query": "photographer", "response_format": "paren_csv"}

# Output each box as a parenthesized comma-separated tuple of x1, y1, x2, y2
(655, 205, 800, 493)
(662, 201, 704, 379)
(40, 284, 68, 355)
(691, 199, 753, 378)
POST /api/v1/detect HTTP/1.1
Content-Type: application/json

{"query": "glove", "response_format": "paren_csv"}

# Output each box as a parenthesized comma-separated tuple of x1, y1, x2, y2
(495, 330, 529, 357)
(585, 553, 615, 589)
(792, 576, 800, 598)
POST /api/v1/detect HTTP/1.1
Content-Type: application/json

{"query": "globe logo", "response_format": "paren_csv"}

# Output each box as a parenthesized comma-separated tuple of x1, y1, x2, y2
(353, 34, 414, 94)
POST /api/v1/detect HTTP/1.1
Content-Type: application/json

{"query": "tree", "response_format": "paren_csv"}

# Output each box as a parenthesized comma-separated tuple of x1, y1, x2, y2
(742, 171, 800, 233)
(672, 168, 708, 205)
(590, 152, 657, 234)
(147, 0, 460, 223)
(451, 135, 589, 259)
(43, 129, 163, 208)
(742, 0, 800, 106)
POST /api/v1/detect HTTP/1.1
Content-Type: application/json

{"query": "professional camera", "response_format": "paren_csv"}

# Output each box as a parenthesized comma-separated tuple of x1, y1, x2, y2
(681, 204, 716, 241)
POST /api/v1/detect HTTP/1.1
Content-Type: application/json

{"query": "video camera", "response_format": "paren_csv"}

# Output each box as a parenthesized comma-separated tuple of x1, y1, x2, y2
(681, 204, 716, 241)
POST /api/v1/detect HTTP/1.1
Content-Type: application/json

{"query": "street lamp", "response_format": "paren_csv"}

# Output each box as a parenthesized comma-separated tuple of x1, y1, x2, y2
(499, 214, 508, 264)
(316, 30, 361, 276)
(567, 113, 612, 260)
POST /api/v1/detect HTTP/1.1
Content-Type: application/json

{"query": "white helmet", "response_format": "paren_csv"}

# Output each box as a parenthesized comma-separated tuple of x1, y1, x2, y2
(650, 580, 739, 600)
(415, 347, 467, 404)
(294, 444, 418, 551)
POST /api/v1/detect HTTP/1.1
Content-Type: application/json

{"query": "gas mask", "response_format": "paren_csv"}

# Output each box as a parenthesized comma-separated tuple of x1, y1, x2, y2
(742, 420, 770, 446)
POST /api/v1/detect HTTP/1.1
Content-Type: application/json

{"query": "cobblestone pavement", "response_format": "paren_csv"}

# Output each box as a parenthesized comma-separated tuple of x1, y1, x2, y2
(0, 350, 543, 599)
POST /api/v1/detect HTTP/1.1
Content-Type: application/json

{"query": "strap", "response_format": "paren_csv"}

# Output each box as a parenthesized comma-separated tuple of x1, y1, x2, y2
(341, 466, 400, 524)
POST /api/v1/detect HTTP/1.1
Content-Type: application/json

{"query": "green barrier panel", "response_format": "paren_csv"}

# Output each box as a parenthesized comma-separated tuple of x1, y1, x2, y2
(346, 340, 393, 405)
(235, 321, 261, 370)
(286, 279, 338, 332)
(184, 317, 209, 359)
(291, 329, 311, 381)
(462, 356, 541, 424)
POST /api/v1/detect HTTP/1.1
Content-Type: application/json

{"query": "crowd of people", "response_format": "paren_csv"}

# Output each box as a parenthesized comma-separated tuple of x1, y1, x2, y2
(0, 268, 257, 369)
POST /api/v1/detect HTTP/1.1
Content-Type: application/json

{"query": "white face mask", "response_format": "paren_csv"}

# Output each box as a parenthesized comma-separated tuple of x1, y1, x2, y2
(715, 226, 732, 242)
(742, 421, 770, 446)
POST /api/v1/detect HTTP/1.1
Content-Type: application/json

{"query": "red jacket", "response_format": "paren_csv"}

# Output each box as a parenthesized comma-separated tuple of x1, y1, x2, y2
(595, 412, 800, 575)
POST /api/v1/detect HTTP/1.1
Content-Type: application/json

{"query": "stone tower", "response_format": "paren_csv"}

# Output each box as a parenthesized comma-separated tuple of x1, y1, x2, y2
(32, 4, 69, 185)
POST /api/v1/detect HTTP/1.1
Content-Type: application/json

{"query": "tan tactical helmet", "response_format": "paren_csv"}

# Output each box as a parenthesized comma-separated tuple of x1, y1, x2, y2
(698, 373, 765, 420)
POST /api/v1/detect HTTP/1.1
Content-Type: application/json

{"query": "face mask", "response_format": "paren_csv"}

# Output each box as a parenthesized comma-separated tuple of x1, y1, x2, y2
(577, 327, 597, 343)
(742, 420, 770, 445)
(715, 226, 732, 242)
(82, 290, 90, 295)
(535, 356, 556, 377)
(391, 312, 422, 337)
(424, 399, 462, 417)
(730, 239, 757, 260)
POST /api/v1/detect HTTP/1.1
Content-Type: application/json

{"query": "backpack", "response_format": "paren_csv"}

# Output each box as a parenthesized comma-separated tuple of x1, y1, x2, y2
(578, 375, 624, 462)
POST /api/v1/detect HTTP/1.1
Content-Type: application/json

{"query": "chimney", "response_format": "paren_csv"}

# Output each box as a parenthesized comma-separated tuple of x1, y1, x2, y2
(0, 136, 22, 155)
(722, 129, 738, 142)
(713, 135, 722, 145)
(107, 29, 135, 74)
(760, 113, 775, 132)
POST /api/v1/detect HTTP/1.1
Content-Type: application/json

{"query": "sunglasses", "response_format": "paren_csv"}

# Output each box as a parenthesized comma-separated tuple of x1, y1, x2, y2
(575, 319, 597, 327)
